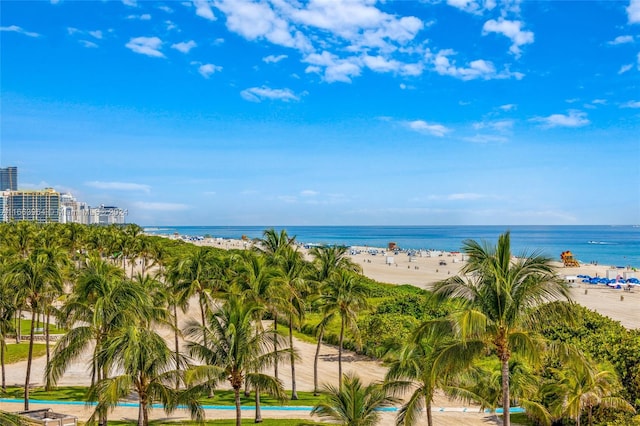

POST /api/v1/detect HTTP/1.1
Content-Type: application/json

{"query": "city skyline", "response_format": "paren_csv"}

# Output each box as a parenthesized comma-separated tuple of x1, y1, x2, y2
(1, 0, 639, 226)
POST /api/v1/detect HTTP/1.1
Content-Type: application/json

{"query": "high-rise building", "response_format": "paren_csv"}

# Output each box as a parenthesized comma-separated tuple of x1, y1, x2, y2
(4, 188, 60, 223)
(0, 167, 18, 191)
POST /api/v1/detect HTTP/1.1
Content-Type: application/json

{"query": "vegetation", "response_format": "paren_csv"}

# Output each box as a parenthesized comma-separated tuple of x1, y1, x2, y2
(0, 223, 637, 426)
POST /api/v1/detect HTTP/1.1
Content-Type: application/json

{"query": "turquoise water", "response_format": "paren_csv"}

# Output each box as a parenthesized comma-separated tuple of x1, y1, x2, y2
(144, 225, 640, 268)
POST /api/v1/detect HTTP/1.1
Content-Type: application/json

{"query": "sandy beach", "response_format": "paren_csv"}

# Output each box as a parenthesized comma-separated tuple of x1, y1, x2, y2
(2, 236, 638, 425)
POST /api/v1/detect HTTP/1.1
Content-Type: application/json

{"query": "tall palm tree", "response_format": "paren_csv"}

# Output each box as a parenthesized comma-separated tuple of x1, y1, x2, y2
(429, 231, 572, 426)
(309, 245, 362, 395)
(89, 317, 202, 426)
(172, 246, 225, 334)
(319, 270, 369, 389)
(184, 295, 286, 426)
(277, 247, 309, 400)
(311, 372, 398, 426)
(256, 228, 298, 382)
(47, 256, 130, 389)
(8, 248, 64, 410)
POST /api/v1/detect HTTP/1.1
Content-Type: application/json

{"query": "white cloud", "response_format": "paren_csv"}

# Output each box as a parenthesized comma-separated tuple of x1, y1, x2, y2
(628, 0, 640, 23)
(126, 13, 152, 20)
(198, 63, 222, 78)
(499, 103, 517, 111)
(591, 99, 607, 105)
(429, 49, 523, 80)
(0, 25, 40, 37)
(482, 18, 534, 56)
(157, 5, 173, 13)
(263, 54, 288, 63)
(446, 0, 496, 14)
(300, 190, 318, 197)
(85, 181, 151, 193)
(304, 51, 362, 83)
(122, 0, 137, 6)
(79, 40, 99, 48)
(132, 201, 189, 211)
(125, 36, 165, 58)
(608, 35, 634, 45)
(621, 100, 640, 108)
(240, 86, 300, 102)
(215, 0, 310, 51)
(88, 30, 103, 39)
(464, 134, 508, 143)
(473, 119, 514, 131)
(194, 0, 216, 20)
(618, 63, 633, 74)
(531, 110, 590, 128)
(171, 40, 197, 53)
(211, 0, 426, 83)
(406, 120, 450, 137)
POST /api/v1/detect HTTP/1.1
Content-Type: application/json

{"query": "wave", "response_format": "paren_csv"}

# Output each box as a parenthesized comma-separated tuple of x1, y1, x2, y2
(587, 241, 618, 245)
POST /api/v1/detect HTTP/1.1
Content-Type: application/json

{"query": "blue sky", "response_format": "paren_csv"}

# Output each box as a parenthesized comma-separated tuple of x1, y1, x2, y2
(1, 0, 639, 226)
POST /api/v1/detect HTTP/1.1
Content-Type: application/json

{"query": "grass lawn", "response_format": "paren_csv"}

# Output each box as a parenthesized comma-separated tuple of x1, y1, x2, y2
(2, 343, 47, 364)
(1, 386, 88, 401)
(100, 420, 324, 425)
(19, 319, 66, 335)
(1, 386, 326, 407)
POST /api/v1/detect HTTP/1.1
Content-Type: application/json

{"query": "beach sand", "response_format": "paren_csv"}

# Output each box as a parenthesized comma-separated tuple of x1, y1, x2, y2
(2, 236, 638, 425)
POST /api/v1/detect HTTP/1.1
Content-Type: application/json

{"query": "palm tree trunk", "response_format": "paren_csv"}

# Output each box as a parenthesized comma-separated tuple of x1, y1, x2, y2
(199, 298, 214, 398)
(1, 340, 6, 391)
(45, 310, 51, 391)
(173, 303, 180, 390)
(273, 313, 278, 380)
(313, 327, 324, 396)
(289, 315, 298, 400)
(24, 308, 36, 410)
(501, 357, 510, 426)
(338, 316, 345, 390)
(235, 388, 242, 426)
(15, 310, 21, 344)
(427, 400, 433, 426)
(254, 387, 262, 423)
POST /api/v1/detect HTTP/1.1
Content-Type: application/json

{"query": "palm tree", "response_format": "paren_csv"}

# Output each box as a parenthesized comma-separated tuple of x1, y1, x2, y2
(256, 228, 297, 382)
(257, 228, 296, 258)
(544, 362, 635, 426)
(309, 245, 362, 282)
(384, 334, 449, 426)
(184, 295, 286, 426)
(89, 319, 202, 426)
(0, 276, 17, 391)
(47, 256, 129, 388)
(311, 372, 398, 426)
(319, 270, 369, 389)
(429, 231, 572, 426)
(276, 247, 309, 400)
(172, 246, 225, 334)
(8, 248, 64, 410)
(309, 245, 362, 395)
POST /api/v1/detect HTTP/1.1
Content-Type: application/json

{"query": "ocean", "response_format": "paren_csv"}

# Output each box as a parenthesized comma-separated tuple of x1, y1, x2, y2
(143, 225, 640, 268)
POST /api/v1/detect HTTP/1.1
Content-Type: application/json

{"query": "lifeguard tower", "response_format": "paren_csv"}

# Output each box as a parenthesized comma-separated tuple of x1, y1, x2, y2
(560, 251, 580, 267)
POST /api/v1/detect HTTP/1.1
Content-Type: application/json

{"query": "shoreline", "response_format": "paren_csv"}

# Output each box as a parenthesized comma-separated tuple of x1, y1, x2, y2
(184, 234, 639, 330)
